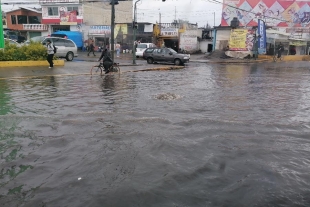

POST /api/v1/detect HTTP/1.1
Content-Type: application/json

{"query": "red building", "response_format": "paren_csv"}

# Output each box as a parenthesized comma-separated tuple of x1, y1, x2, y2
(5, 7, 48, 40)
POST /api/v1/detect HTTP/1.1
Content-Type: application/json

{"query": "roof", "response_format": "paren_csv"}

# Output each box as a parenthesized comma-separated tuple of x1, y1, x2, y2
(5, 7, 42, 14)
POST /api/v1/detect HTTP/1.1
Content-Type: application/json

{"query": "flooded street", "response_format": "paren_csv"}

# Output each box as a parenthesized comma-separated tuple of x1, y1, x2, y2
(1, 62, 310, 206)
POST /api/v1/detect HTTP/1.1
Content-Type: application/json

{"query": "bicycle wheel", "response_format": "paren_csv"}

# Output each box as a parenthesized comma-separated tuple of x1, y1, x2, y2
(279, 56, 283, 61)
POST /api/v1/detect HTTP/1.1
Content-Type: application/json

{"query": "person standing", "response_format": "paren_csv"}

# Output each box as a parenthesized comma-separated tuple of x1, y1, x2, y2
(277, 42, 284, 58)
(115, 42, 121, 58)
(88, 41, 96, 56)
(46, 40, 54, 68)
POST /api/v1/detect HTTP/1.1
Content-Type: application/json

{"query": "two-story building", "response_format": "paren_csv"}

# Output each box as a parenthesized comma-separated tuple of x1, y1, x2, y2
(5, 7, 47, 40)
(38, 0, 133, 49)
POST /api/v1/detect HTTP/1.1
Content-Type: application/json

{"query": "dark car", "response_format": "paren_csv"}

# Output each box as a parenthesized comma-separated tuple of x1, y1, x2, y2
(143, 47, 190, 65)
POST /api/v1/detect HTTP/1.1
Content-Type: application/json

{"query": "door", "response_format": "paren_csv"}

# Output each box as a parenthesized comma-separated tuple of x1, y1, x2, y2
(153, 48, 164, 62)
(162, 48, 174, 63)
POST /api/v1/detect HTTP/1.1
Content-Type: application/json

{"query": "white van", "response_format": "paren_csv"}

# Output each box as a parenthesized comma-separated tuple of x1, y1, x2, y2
(25, 36, 78, 61)
(136, 43, 156, 58)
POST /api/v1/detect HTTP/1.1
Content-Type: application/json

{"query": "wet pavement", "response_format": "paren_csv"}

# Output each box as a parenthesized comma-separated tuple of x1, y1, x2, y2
(0, 61, 310, 206)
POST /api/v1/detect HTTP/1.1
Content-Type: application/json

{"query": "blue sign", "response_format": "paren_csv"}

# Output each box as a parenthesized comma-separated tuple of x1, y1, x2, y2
(258, 19, 266, 54)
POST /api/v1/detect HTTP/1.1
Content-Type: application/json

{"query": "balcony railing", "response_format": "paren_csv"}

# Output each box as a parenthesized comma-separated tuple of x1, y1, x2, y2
(23, 24, 48, 31)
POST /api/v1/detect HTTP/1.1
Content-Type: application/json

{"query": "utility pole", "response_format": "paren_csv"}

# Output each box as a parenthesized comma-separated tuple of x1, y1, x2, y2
(0, 0, 5, 49)
(214, 12, 215, 27)
(110, 0, 116, 62)
(132, 0, 141, 65)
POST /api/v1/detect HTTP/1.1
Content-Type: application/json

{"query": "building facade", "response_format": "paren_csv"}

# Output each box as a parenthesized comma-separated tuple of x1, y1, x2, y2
(5, 7, 47, 40)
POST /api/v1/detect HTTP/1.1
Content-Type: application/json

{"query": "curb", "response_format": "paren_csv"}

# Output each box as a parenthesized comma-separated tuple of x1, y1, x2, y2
(207, 59, 270, 64)
(0, 60, 65, 67)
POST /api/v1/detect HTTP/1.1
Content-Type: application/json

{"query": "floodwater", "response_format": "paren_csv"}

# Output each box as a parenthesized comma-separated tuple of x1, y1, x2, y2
(0, 62, 310, 207)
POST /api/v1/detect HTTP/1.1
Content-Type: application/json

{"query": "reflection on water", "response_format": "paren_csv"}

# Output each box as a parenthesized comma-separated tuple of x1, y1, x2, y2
(0, 62, 310, 206)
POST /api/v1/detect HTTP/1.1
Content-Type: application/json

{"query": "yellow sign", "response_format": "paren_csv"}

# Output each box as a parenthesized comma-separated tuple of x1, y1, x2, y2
(114, 24, 128, 38)
(289, 40, 307, 46)
(229, 29, 248, 51)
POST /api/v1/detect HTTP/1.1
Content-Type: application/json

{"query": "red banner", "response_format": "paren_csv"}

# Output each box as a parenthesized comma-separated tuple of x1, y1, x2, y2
(221, 0, 310, 27)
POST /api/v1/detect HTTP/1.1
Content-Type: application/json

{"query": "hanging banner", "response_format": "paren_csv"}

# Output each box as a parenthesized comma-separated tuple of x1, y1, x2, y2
(258, 19, 266, 54)
(229, 29, 255, 51)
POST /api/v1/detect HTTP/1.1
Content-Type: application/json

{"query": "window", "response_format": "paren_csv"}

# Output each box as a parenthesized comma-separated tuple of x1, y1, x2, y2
(48, 7, 59, 16)
(28, 16, 41, 24)
(65, 40, 76, 47)
(11, 15, 16, 24)
(67, 7, 79, 15)
(53, 38, 65, 47)
(17, 15, 28, 24)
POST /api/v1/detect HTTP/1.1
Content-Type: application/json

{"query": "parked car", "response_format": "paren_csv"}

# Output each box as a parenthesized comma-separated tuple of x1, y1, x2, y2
(4, 38, 21, 47)
(24, 36, 78, 61)
(143, 47, 190, 65)
(136, 43, 156, 58)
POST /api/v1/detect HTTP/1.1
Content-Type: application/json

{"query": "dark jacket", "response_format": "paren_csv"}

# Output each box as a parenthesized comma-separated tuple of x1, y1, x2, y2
(99, 49, 112, 62)
(98, 49, 113, 70)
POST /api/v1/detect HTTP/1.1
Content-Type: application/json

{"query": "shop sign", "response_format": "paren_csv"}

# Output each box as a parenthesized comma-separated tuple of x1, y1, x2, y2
(90, 26, 111, 34)
(160, 28, 178, 37)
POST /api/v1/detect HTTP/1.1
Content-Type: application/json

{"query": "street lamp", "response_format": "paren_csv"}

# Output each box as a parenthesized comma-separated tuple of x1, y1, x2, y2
(110, 0, 119, 62)
(0, 0, 5, 49)
(132, 0, 141, 65)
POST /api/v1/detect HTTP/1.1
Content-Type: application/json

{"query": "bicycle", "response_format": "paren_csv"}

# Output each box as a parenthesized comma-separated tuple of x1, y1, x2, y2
(273, 55, 283, 62)
(90, 62, 120, 75)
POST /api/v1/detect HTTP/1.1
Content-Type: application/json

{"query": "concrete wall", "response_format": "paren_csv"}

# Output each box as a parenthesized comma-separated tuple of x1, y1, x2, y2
(199, 40, 213, 53)
(83, 1, 133, 26)
(215, 29, 231, 50)
(179, 29, 198, 52)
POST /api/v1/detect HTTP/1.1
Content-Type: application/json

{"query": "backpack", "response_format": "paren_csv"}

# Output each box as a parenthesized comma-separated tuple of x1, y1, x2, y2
(53, 45, 57, 54)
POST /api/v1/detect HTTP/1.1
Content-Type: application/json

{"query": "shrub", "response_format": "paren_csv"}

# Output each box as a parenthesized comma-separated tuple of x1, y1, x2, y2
(0, 41, 57, 61)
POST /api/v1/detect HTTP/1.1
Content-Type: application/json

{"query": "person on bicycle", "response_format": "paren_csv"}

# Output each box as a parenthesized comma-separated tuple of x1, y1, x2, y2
(277, 42, 284, 58)
(98, 48, 113, 74)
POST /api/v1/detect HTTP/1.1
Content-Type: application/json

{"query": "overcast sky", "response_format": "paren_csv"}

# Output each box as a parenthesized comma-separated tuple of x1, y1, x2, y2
(1, 0, 223, 27)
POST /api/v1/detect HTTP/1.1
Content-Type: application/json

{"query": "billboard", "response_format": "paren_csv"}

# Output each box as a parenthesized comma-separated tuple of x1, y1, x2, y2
(60, 10, 77, 25)
(221, 0, 310, 27)
(229, 29, 255, 51)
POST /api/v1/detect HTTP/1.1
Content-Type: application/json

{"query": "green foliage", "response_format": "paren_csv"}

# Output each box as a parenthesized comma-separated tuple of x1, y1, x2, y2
(0, 41, 57, 61)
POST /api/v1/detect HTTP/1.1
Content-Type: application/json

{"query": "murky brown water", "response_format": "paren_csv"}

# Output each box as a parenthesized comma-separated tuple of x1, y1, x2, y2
(1, 62, 310, 207)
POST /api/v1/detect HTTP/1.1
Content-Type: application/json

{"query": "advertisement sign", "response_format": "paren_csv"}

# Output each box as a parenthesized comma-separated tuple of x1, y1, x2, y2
(257, 19, 266, 54)
(222, 0, 310, 27)
(89, 26, 111, 35)
(60, 10, 77, 25)
(229, 29, 255, 51)
(114, 24, 128, 38)
(160, 28, 178, 37)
